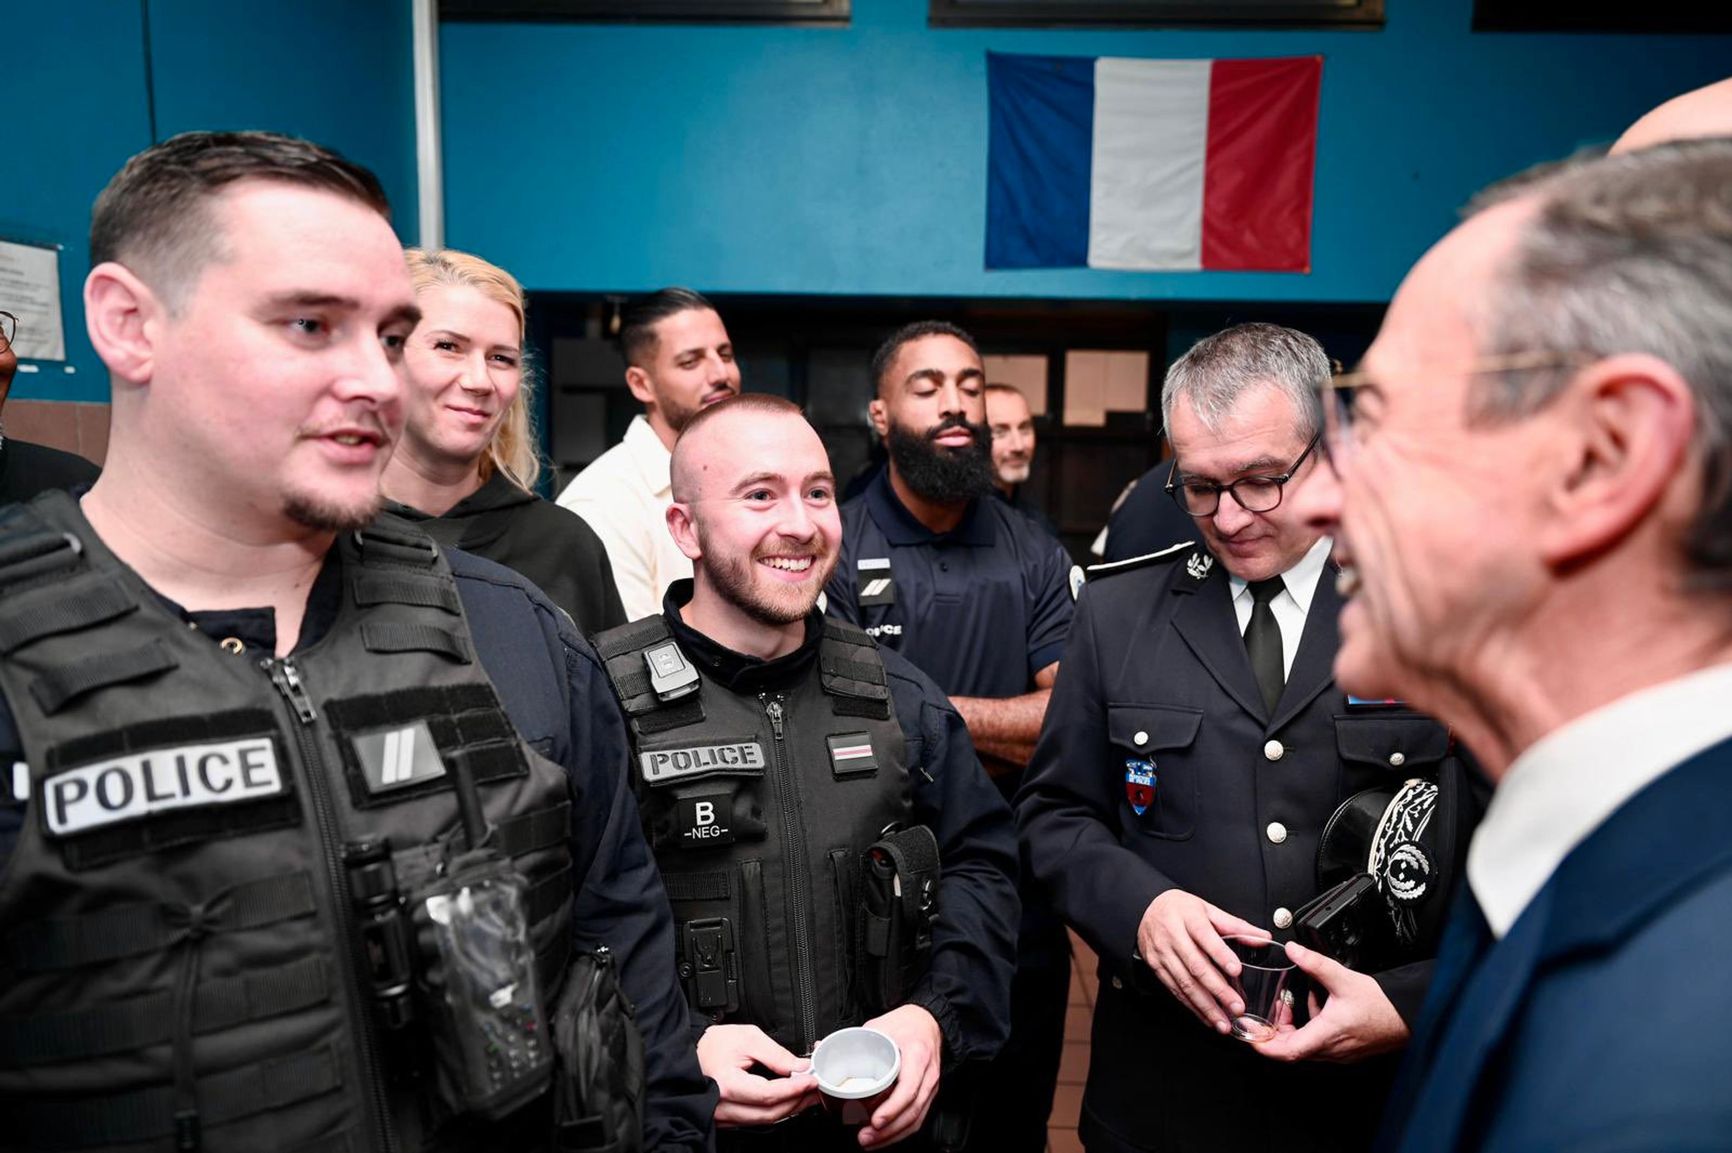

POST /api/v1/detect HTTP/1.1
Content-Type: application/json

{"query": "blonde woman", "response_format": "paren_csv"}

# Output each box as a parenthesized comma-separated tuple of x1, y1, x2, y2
(382, 248, 625, 633)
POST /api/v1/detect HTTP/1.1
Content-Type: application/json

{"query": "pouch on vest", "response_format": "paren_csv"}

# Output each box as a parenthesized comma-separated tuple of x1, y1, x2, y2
(859, 824, 939, 1016)
(410, 846, 554, 1119)
(550, 945, 645, 1153)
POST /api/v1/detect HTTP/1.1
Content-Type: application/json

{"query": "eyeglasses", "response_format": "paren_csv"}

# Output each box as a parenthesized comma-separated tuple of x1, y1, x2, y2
(0, 312, 15, 350)
(1165, 431, 1322, 517)
(1319, 351, 1593, 462)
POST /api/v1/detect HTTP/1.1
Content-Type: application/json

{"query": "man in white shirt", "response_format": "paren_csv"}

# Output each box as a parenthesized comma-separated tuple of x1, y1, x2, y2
(558, 288, 739, 620)
(1296, 139, 1732, 1151)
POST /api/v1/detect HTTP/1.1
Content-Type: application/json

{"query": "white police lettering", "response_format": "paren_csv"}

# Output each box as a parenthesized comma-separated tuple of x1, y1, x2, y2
(865, 623, 903, 639)
(639, 742, 767, 784)
(43, 738, 282, 837)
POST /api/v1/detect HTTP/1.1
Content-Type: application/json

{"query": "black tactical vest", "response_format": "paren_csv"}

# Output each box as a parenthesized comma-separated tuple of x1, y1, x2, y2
(0, 493, 574, 1153)
(594, 615, 909, 1056)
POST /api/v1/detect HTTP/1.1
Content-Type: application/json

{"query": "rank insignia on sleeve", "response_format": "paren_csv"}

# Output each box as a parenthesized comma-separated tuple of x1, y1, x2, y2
(1124, 758, 1157, 816)
(1185, 552, 1214, 582)
(857, 558, 895, 607)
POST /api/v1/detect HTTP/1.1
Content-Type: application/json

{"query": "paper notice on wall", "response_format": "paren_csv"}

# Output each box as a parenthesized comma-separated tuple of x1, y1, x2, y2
(0, 239, 65, 361)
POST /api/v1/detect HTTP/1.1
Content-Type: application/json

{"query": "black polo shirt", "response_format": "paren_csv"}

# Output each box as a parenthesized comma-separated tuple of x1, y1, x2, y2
(825, 469, 1077, 700)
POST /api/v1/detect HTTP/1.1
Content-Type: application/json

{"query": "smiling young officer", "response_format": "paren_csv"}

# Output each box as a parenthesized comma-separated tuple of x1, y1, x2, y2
(0, 132, 711, 1152)
(591, 393, 1019, 1151)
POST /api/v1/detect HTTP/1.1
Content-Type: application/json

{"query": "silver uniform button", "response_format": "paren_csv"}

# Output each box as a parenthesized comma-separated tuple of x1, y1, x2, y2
(1264, 739, 1285, 761)
(1272, 907, 1293, 930)
(1111, 976, 1124, 990)
(1266, 822, 1288, 845)
(1389, 751, 1407, 767)
(1133, 730, 1149, 747)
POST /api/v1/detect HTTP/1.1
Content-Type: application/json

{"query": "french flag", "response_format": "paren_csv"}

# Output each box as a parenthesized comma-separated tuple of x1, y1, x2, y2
(986, 53, 1322, 273)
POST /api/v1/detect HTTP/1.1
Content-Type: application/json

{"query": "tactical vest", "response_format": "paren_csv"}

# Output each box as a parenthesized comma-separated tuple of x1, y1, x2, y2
(0, 493, 574, 1153)
(594, 616, 909, 1056)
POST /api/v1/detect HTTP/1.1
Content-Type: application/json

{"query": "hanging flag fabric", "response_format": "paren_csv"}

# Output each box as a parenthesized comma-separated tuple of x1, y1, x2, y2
(986, 52, 1322, 273)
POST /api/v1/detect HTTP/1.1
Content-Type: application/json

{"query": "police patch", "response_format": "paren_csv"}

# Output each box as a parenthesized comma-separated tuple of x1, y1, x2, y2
(678, 792, 734, 847)
(1124, 757, 1157, 817)
(827, 732, 878, 778)
(857, 558, 895, 608)
(640, 741, 767, 785)
(42, 737, 285, 837)
(351, 721, 450, 795)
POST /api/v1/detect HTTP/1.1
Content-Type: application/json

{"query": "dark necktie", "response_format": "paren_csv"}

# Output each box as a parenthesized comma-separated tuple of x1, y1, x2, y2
(1244, 577, 1285, 715)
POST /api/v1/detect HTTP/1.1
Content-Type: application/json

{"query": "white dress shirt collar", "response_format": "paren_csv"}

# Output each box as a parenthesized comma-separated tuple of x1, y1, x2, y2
(1468, 660, 1732, 938)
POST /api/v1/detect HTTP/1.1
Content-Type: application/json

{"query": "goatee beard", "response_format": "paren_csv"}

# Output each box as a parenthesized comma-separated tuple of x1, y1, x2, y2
(886, 416, 996, 505)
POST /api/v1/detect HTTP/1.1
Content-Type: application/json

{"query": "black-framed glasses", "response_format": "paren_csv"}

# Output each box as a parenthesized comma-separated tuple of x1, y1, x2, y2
(1165, 431, 1322, 517)
(0, 311, 15, 350)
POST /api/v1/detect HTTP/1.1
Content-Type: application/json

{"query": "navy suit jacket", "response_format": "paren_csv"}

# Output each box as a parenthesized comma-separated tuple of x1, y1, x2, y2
(1380, 734, 1732, 1153)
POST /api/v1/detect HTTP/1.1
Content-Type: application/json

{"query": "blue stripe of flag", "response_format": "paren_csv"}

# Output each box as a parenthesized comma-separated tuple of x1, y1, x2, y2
(986, 52, 1096, 269)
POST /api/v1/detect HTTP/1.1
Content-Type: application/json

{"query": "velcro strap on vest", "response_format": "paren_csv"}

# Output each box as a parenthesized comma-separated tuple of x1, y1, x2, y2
(352, 572, 462, 614)
(663, 870, 731, 903)
(0, 956, 330, 1066)
(818, 625, 893, 720)
(593, 616, 674, 663)
(352, 519, 441, 567)
(3, 870, 317, 972)
(361, 621, 473, 663)
(0, 574, 136, 655)
(634, 697, 707, 735)
(13, 1042, 342, 1149)
(495, 802, 570, 859)
(0, 525, 85, 591)
(30, 639, 179, 715)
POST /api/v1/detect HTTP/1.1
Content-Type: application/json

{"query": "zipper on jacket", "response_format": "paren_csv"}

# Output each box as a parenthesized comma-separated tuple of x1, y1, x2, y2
(759, 693, 818, 1051)
(264, 656, 398, 1153)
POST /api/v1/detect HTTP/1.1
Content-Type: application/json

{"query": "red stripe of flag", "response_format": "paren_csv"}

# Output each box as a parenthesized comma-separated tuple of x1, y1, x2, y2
(1201, 56, 1322, 273)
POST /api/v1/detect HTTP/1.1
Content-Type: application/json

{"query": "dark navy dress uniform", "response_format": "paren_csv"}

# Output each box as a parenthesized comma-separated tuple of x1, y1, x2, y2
(0, 539, 716, 1153)
(1017, 543, 1462, 1153)
(826, 469, 1076, 1153)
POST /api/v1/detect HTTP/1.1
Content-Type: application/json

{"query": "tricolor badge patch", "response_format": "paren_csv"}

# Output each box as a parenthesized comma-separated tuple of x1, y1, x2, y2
(828, 733, 879, 778)
(1124, 758, 1157, 816)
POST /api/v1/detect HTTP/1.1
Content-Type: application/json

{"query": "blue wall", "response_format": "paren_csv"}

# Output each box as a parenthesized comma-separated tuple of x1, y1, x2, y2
(0, 1, 417, 402)
(439, 0, 1730, 304)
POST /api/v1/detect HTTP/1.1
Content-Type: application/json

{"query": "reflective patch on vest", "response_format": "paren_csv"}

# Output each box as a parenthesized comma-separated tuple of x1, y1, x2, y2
(42, 737, 284, 837)
(827, 732, 879, 778)
(857, 558, 895, 608)
(640, 742, 767, 785)
(678, 792, 735, 847)
(350, 720, 449, 795)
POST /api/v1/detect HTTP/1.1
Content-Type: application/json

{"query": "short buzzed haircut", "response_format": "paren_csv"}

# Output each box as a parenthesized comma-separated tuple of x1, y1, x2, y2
(619, 287, 720, 368)
(870, 320, 981, 396)
(670, 393, 812, 501)
(90, 130, 391, 309)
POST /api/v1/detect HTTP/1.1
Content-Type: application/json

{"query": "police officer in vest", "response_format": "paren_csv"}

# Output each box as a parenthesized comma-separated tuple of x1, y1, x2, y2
(0, 132, 712, 1152)
(1016, 324, 1475, 1153)
(592, 394, 1020, 1151)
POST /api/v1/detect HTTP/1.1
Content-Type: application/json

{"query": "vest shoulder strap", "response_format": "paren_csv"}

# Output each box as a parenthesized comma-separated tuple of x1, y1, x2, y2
(593, 616, 706, 734)
(818, 621, 892, 720)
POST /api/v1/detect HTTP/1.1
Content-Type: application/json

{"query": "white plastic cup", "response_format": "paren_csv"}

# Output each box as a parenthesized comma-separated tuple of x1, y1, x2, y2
(810, 1026, 901, 1125)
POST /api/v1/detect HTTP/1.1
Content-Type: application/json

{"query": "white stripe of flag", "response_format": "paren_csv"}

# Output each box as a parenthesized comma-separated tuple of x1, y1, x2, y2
(832, 742, 874, 761)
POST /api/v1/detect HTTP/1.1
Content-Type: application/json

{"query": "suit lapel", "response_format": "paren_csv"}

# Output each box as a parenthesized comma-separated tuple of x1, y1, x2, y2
(1171, 556, 1267, 721)
(1386, 735, 1732, 1153)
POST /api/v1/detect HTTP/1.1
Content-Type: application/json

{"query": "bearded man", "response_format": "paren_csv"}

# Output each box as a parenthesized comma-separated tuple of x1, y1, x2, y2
(826, 321, 1079, 1153)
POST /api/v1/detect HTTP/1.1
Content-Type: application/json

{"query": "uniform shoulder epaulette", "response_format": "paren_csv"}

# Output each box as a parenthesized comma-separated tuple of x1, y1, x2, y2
(1084, 540, 1197, 581)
